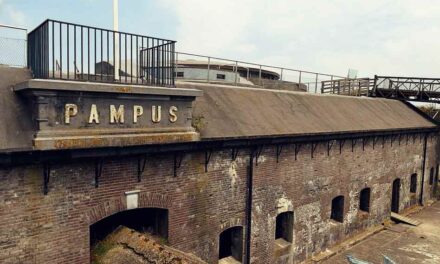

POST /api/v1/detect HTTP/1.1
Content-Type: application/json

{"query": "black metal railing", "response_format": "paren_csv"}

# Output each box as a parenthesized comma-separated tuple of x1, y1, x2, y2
(28, 19, 175, 86)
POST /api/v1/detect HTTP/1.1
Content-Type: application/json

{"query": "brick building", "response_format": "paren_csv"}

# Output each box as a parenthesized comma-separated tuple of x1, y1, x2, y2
(0, 20, 439, 264)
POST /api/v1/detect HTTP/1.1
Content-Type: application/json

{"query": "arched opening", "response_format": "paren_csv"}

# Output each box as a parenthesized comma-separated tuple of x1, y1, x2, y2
(410, 173, 417, 193)
(429, 167, 434, 185)
(275, 211, 293, 243)
(331, 195, 344, 223)
(90, 208, 168, 249)
(359, 188, 371, 212)
(391, 179, 401, 213)
(219, 226, 243, 263)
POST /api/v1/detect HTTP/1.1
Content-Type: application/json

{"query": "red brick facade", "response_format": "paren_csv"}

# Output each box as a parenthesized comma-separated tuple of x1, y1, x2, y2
(0, 134, 438, 264)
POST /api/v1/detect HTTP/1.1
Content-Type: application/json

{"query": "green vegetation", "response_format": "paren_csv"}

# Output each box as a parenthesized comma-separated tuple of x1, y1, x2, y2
(90, 239, 115, 264)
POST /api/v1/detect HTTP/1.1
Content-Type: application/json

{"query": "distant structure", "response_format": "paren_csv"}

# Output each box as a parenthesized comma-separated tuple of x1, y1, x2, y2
(174, 59, 308, 92)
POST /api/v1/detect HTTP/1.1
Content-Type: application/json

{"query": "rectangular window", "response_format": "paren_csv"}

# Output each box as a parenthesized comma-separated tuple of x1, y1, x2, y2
(175, 72, 184, 77)
(331, 196, 344, 223)
(410, 173, 417, 193)
(216, 74, 226, 80)
(275, 211, 293, 243)
(429, 168, 434, 185)
(359, 188, 371, 212)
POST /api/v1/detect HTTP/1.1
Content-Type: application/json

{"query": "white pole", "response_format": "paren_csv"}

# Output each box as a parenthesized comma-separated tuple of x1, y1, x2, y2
(113, 0, 119, 80)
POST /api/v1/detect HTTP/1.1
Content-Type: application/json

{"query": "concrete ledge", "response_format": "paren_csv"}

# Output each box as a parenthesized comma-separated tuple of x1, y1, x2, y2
(33, 131, 200, 150)
(14, 79, 203, 97)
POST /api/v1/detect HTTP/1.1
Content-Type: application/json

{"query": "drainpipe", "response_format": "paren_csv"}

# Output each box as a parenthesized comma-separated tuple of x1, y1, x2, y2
(419, 134, 428, 206)
(245, 149, 254, 264)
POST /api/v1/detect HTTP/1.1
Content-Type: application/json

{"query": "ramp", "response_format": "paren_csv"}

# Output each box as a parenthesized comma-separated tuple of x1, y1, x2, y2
(390, 212, 421, 226)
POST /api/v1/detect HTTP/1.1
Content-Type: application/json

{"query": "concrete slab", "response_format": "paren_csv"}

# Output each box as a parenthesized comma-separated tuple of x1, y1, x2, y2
(321, 201, 440, 264)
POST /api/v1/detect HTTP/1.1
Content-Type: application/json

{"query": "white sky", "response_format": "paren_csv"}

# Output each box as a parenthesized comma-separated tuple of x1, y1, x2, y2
(1, 0, 440, 78)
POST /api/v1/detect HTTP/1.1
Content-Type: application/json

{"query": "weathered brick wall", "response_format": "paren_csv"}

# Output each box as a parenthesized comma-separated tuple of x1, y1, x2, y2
(0, 135, 438, 264)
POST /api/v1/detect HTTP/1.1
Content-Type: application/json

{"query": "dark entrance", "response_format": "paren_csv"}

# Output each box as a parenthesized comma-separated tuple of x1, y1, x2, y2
(331, 195, 345, 223)
(391, 179, 401, 213)
(219, 226, 243, 262)
(359, 188, 371, 212)
(89, 208, 168, 247)
(275, 211, 293, 242)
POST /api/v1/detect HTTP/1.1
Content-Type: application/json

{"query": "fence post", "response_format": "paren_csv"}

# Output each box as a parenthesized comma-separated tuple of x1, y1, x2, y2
(259, 65, 262, 85)
(315, 73, 318, 93)
(207, 57, 210, 83)
(234, 61, 238, 85)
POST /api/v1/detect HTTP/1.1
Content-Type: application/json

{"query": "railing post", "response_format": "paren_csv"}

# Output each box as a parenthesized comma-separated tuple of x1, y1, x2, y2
(298, 71, 302, 85)
(280, 68, 283, 81)
(207, 57, 210, 83)
(234, 61, 238, 85)
(259, 65, 262, 86)
(315, 73, 318, 93)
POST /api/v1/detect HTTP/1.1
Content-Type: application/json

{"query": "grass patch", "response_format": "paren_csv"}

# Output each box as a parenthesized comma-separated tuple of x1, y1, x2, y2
(90, 239, 115, 264)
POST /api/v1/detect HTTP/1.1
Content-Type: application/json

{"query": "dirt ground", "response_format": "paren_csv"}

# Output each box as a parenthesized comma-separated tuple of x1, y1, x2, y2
(322, 201, 440, 264)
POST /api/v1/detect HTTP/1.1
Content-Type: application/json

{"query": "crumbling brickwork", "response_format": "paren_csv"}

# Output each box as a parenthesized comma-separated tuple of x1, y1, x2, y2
(0, 135, 438, 264)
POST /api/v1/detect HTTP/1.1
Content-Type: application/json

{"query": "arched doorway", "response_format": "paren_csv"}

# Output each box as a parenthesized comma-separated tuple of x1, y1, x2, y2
(219, 226, 243, 263)
(89, 208, 168, 249)
(391, 179, 401, 213)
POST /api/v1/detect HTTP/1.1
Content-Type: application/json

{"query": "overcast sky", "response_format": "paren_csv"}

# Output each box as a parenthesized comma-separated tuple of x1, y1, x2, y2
(1, 0, 439, 78)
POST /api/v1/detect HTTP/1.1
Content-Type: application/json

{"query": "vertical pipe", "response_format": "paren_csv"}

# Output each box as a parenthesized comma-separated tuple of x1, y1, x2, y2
(245, 149, 254, 264)
(420, 134, 428, 206)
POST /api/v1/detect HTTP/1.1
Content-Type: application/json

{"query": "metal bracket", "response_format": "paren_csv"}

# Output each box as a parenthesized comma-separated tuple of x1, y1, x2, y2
(294, 144, 302, 160)
(351, 139, 357, 152)
(276, 145, 283, 163)
(137, 155, 147, 182)
(339, 139, 346, 154)
(390, 135, 395, 147)
(372, 136, 379, 149)
(43, 163, 50, 195)
(95, 159, 104, 188)
(205, 150, 213, 172)
(255, 146, 263, 166)
(173, 153, 184, 177)
(327, 141, 334, 156)
(231, 148, 239, 161)
(311, 142, 318, 158)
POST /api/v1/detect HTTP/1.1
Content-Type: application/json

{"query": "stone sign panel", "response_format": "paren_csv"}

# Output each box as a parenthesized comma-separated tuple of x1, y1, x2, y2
(14, 80, 202, 150)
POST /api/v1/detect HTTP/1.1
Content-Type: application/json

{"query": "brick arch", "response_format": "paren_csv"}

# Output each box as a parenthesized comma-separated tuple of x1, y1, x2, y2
(219, 218, 244, 233)
(85, 192, 172, 225)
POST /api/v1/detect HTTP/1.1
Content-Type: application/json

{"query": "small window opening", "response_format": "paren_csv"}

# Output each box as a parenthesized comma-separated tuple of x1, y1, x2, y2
(331, 195, 344, 223)
(216, 73, 226, 80)
(175, 71, 184, 77)
(275, 211, 293, 242)
(429, 167, 434, 185)
(219, 226, 243, 262)
(359, 188, 371, 212)
(410, 173, 418, 193)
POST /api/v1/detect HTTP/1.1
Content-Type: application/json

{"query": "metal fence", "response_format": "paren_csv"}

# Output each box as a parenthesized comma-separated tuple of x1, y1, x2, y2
(28, 19, 176, 86)
(321, 78, 373, 96)
(174, 51, 345, 93)
(0, 24, 27, 67)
